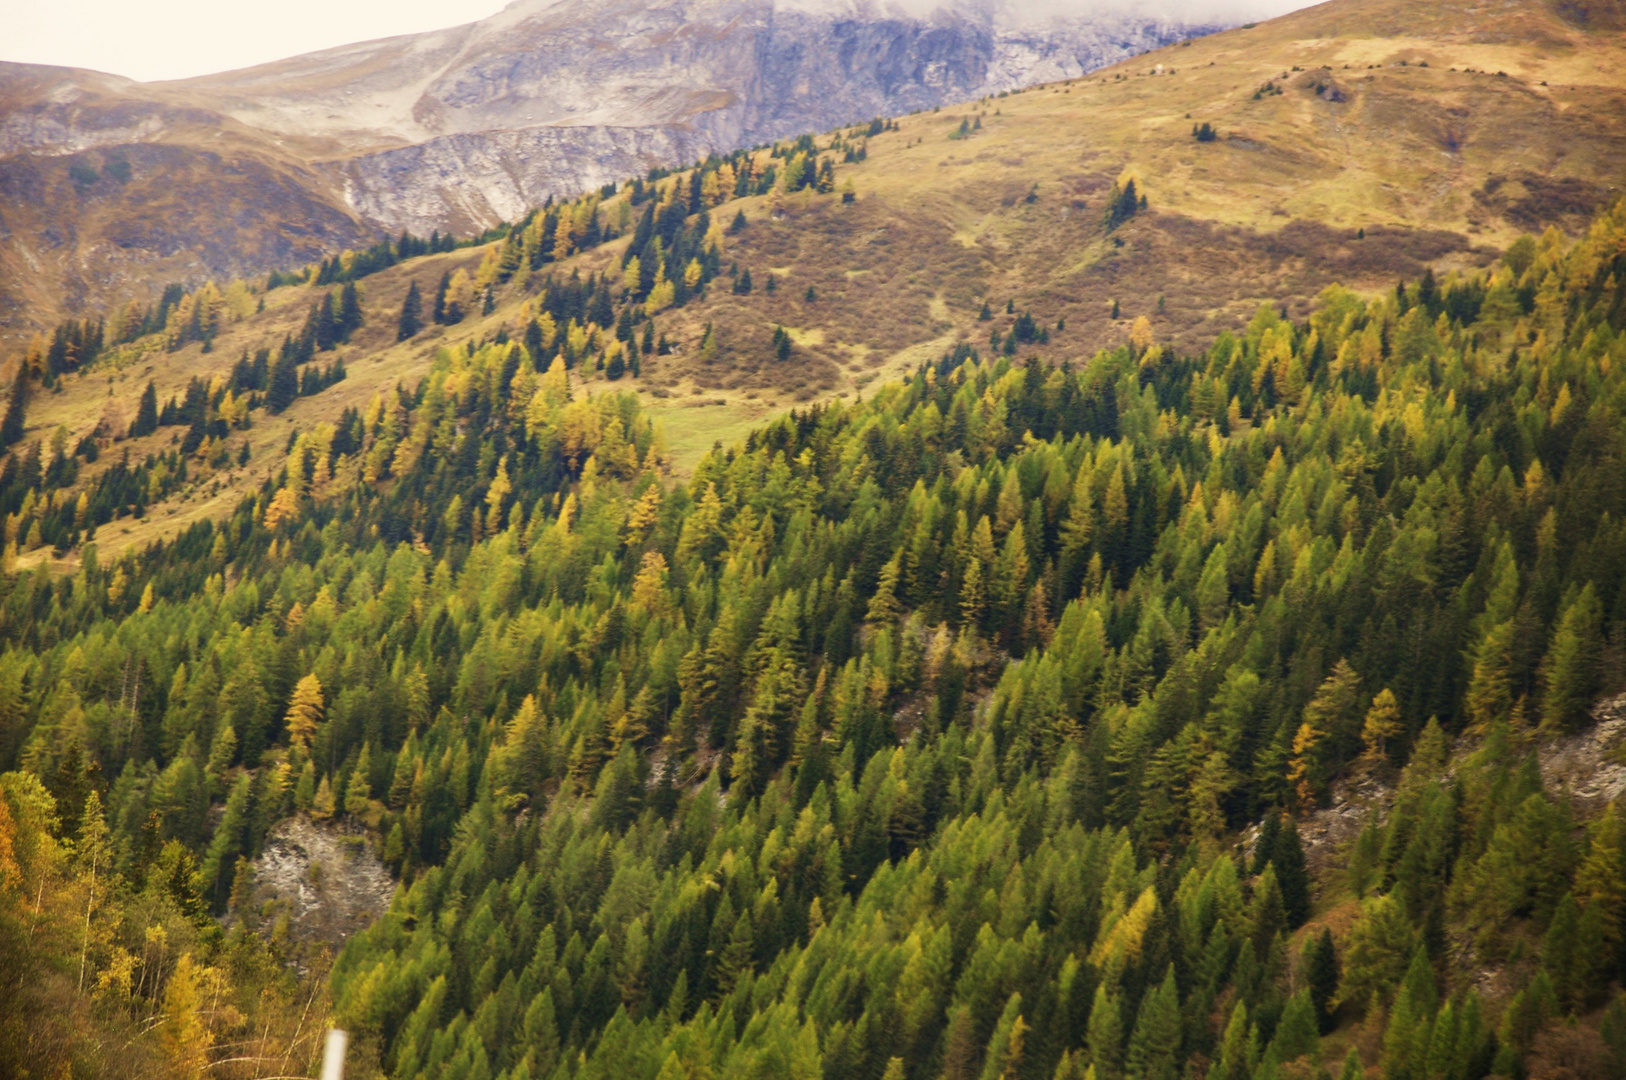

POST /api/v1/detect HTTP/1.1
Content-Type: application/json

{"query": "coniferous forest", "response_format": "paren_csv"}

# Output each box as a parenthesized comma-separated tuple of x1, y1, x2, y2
(4, 190, 1626, 1080)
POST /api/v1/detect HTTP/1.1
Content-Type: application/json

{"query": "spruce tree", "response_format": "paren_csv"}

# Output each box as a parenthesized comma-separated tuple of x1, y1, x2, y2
(131, 381, 159, 437)
(1541, 584, 1602, 731)
(432, 272, 451, 324)
(314, 293, 339, 351)
(267, 350, 299, 415)
(338, 281, 364, 341)
(1271, 990, 1319, 1062)
(1125, 967, 1180, 1080)
(1087, 984, 1124, 1080)
(0, 373, 26, 449)
(1271, 816, 1312, 928)
(1304, 928, 1339, 1033)
(398, 281, 422, 340)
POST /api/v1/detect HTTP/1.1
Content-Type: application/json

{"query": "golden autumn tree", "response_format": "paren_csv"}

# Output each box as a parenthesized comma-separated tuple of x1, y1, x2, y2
(284, 674, 324, 751)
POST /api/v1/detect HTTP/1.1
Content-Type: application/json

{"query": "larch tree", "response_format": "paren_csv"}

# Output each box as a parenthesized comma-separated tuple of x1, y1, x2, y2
(284, 673, 324, 751)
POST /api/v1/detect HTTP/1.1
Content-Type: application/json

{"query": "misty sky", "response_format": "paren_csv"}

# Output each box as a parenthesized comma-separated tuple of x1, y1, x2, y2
(0, 0, 511, 82)
(0, 0, 1315, 84)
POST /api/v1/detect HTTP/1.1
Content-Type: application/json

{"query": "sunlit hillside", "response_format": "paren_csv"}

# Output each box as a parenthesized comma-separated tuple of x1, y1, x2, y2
(7, 0, 1626, 570)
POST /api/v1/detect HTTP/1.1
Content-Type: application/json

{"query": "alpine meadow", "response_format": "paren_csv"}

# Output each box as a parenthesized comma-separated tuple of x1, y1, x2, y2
(2, 2, 1626, 1080)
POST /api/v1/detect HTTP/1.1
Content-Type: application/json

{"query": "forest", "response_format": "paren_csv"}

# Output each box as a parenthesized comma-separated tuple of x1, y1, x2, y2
(2, 186, 1626, 1080)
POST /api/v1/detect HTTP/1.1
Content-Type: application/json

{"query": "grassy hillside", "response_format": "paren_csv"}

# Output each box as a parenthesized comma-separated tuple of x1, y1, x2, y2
(7, 0, 1626, 574)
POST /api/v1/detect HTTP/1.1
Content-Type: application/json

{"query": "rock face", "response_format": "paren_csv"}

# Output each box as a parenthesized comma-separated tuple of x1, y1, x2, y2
(240, 815, 395, 965)
(0, 0, 1227, 335)
(1540, 692, 1626, 810)
(186, 0, 1223, 235)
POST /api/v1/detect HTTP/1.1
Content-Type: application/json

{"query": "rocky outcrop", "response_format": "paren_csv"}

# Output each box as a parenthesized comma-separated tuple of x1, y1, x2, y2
(239, 815, 395, 965)
(308, 1, 1222, 234)
(1540, 691, 1626, 810)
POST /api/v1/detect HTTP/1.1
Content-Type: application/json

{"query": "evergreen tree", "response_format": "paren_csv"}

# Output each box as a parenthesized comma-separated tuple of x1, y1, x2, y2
(344, 744, 372, 816)
(338, 281, 364, 340)
(1088, 984, 1124, 1080)
(1126, 966, 1181, 1080)
(130, 381, 159, 438)
(0, 373, 29, 450)
(313, 293, 339, 351)
(266, 349, 299, 414)
(1304, 928, 1340, 1034)
(1271, 991, 1319, 1063)
(432, 271, 451, 324)
(1541, 584, 1603, 731)
(398, 280, 422, 340)
(1270, 815, 1312, 928)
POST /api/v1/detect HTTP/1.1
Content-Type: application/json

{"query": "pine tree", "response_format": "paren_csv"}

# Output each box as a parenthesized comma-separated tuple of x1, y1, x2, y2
(1087, 984, 1124, 1080)
(980, 993, 1027, 1080)
(1340, 894, 1417, 1015)
(314, 293, 339, 351)
(267, 349, 298, 414)
(1125, 966, 1181, 1080)
(1304, 928, 1340, 1033)
(432, 271, 451, 324)
(398, 280, 423, 340)
(312, 774, 336, 820)
(1269, 815, 1312, 928)
(131, 381, 159, 437)
(1542, 891, 1581, 1010)
(1465, 620, 1515, 731)
(0, 373, 26, 450)
(866, 555, 903, 624)
(1380, 949, 1438, 1080)
(1541, 584, 1602, 731)
(1271, 990, 1319, 1063)
(339, 281, 364, 340)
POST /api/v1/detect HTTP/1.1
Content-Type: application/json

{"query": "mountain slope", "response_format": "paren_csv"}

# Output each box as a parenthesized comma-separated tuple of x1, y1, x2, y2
(12, 0, 1626, 567)
(4, 155, 1626, 1080)
(0, 0, 1226, 342)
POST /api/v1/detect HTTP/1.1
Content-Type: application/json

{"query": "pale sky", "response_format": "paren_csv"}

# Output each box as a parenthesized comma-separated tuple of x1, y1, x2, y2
(0, 0, 510, 83)
(0, 0, 1311, 84)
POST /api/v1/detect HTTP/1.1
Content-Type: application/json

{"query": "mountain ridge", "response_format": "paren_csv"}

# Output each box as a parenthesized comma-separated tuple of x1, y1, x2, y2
(0, 0, 1227, 341)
